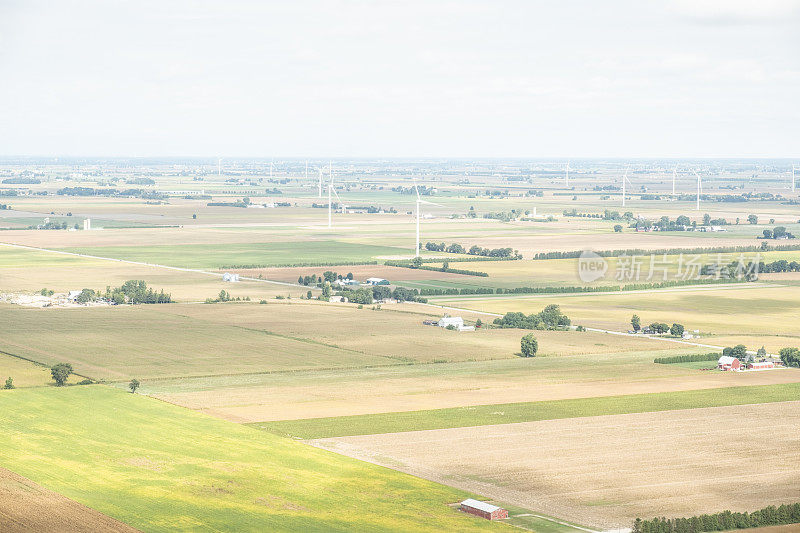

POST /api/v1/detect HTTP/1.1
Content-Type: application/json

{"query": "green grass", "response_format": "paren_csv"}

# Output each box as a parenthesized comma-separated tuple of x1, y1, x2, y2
(253, 382, 800, 439)
(0, 386, 505, 532)
(60, 240, 407, 269)
(502, 504, 588, 533)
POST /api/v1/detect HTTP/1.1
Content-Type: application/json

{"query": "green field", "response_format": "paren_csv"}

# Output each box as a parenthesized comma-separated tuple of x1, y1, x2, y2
(60, 240, 407, 269)
(253, 382, 800, 439)
(0, 386, 504, 532)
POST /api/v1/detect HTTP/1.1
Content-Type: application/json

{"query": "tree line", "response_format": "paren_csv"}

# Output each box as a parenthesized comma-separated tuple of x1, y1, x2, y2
(654, 353, 719, 364)
(422, 241, 521, 259)
(532, 243, 800, 260)
(633, 502, 800, 532)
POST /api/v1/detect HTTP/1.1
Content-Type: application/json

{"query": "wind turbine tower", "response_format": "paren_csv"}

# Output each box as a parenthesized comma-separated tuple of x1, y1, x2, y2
(672, 166, 677, 196)
(327, 162, 333, 229)
(565, 161, 570, 188)
(621, 167, 631, 207)
(692, 169, 702, 210)
(318, 168, 323, 198)
(413, 179, 444, 257)
(793, 165, 797, 194)
(217, 158, 222, 178)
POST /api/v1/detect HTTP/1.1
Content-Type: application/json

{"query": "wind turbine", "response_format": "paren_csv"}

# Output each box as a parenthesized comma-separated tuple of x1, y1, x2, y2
(672, 165, 677, 196)
(270, 159, 274, 180)
(217, 157, 222, 178)
(327, 162, 333, 228)
(317, 168, 323, 198)
(692, 169, 702, 210)
(621, 166, 632, 207)
(413, 179, 444, 257)
(792, 165, 797, 194)
(565, 160, 570, 188)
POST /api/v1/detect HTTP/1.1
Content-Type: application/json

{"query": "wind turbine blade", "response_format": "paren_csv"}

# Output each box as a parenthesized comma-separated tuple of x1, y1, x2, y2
(418, 200, 444, 207)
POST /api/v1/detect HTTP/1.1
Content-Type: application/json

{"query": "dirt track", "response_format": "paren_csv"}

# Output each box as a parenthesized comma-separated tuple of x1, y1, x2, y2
(0, 467, 138, 532)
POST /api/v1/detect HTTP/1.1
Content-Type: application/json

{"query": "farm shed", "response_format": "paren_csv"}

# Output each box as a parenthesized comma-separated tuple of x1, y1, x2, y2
(222, 273, 240, 282)
(748, 361, 774, 370)
(459, 499, 508, 521)
(366, 277, 390, 286)
(438, 316, 464, 329)
(718, 356, 741, 371)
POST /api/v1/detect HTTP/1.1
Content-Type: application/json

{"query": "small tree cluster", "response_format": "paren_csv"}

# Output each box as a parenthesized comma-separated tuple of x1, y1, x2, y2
(494, 305, 571, 330)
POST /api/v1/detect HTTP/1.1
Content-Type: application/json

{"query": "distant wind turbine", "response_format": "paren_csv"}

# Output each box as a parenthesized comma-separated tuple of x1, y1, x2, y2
(792, 164, 797, 194)
(414, 179, 444, 257)
(327, 162, 333, 228)
(672, 165, 677, 196)
(318, 168, 323, 198)
(217, 157, 222, 178)
(692, 169, 702, 210)
(621, 166, 632, 207)
(565, 161, 570, 187)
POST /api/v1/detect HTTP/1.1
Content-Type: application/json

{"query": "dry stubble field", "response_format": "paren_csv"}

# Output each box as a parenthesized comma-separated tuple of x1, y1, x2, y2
(311, 401, 800, 530)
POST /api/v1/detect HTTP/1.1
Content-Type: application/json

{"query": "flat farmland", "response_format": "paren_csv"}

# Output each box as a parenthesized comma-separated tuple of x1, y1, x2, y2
(311, 401, 800, 530)
(435, 283, 800, 347)
(58, 240, 408, 269)
(0, 245, 307, 301)
(144, 347, 800, 424)
(0, 304, 394, 380)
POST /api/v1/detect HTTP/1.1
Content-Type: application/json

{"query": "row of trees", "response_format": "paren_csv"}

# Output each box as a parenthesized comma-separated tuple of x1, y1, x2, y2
(298, 271, 354, 286)
(533, 244, 800, 261)
(761, 226, 796, 239)
(633, 503, 800, 532)
(336, 285, 427, 304)
(494, 305, 571, 330)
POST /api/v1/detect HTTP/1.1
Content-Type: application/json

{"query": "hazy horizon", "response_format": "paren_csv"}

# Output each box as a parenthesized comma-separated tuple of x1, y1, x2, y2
(2, 0, 799, 159)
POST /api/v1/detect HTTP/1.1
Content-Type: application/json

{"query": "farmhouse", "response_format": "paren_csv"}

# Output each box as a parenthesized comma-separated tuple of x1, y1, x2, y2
(459, 499, 508, 521)
(718, 356, 742, 371)
(366, 277, 390, 286)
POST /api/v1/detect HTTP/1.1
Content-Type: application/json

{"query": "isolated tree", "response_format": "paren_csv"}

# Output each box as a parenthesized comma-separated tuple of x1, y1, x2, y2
(129, 378, 140, 393)
(4, 377, 13, 390)
(442, 261, 449, 271)
(631, 314, 641, 332)
(757, 346, 767, 358)
(520, 333, 538, 357)
(614, 224, 622, 232)
(298, 276, 304, 284)
(192, 213, 197, 219)
(475, 318, 482, 328)
(306, 290, 312, 299)
(411, 256, 423, 268)
(730, 344, 748, 361)
(748, 214, 758, 225)
(50, 363, 73, 386)
(670, 323, 685, 337)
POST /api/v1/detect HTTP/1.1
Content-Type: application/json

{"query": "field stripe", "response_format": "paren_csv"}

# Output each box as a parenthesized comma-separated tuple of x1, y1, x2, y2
(251, 382, 800, 439)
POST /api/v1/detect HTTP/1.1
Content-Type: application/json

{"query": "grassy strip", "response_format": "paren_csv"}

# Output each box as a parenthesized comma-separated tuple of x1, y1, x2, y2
(251, 382, 800, 439)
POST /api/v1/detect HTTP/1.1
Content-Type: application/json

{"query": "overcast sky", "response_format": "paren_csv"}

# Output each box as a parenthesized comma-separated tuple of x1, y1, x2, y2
(1, 0, 798, 158)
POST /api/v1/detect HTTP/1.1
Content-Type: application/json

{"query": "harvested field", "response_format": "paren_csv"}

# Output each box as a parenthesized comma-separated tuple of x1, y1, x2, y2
(0, 467, 138, 532)
(151, 357, 800, 424)
(311, 402, 800, 530)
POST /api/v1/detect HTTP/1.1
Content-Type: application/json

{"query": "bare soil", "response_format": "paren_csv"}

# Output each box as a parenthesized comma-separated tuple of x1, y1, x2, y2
(0, 467, 139, 532)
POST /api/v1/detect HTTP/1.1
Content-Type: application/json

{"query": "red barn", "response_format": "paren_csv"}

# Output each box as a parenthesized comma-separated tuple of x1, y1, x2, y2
(718, 356, 741, 371)
(748, 361, 774, 370)
(459, 499, 508, 521)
